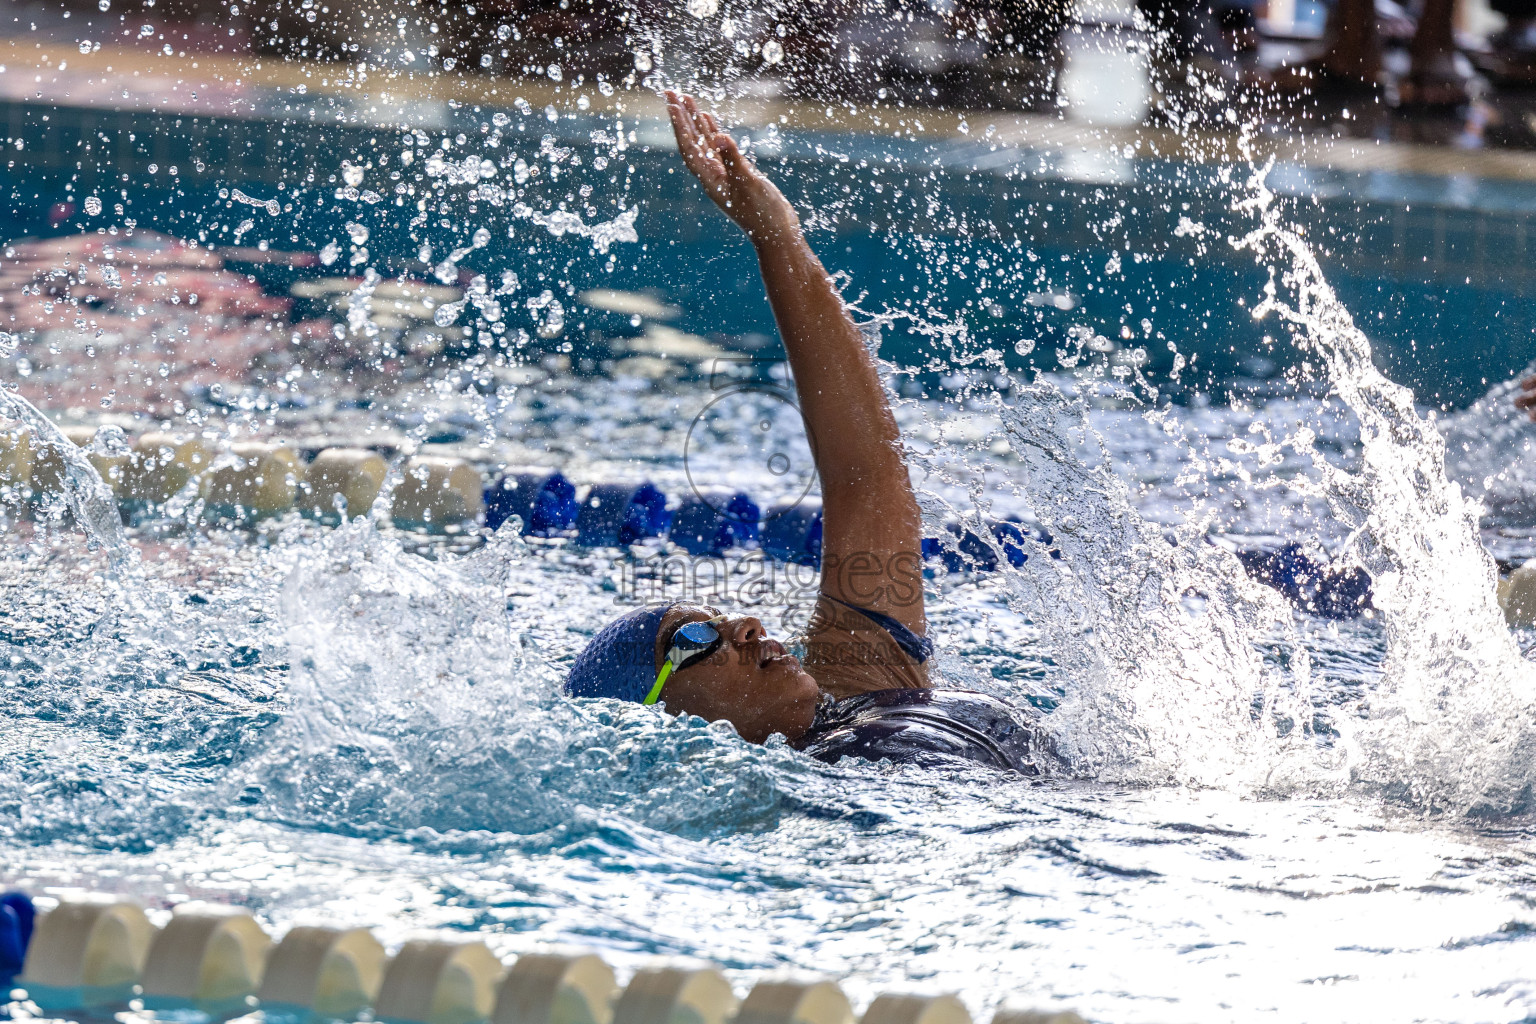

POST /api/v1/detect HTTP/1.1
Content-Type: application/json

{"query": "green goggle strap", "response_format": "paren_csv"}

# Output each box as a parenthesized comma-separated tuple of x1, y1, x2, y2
(642, 659, 675, 706)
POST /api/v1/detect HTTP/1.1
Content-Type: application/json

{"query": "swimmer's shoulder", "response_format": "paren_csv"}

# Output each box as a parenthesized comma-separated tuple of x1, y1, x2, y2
(801, 593, 930, 700)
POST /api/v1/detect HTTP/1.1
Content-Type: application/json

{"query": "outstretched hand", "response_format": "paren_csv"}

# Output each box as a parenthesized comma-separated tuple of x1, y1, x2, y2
(665, 90, 798, 245)
(1517, 376, 1536, 422)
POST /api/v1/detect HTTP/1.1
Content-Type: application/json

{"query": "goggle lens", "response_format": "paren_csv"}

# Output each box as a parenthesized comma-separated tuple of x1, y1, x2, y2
(672, 621, 722, 664)
(643, 618, 725, 706)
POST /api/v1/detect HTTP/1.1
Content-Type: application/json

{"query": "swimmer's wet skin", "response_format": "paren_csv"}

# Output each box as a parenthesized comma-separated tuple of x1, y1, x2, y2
(565, 93, 1056, 775)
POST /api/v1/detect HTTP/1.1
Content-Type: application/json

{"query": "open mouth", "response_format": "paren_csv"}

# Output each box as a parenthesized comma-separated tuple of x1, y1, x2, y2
(758, 638, 797, 670)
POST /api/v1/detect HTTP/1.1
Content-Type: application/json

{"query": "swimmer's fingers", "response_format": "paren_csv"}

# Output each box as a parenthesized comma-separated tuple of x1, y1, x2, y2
(1516, 385, 1536, 410)
(702, 114, 754, 177)
(667, 93, 727, 194)
(683, 93, 713, 140)
(712, 129, 748, 175)
(688, 100, 743, 173)
(672, 93, 722, 178)
(665, 91, 703, 156)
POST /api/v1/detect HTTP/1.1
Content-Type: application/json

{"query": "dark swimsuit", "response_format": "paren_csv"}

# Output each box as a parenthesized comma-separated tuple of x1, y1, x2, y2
(794, 599, 1057, 775)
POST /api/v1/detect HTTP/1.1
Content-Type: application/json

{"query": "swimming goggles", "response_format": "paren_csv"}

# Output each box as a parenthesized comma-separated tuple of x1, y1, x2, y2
(642, 617, 725, 706)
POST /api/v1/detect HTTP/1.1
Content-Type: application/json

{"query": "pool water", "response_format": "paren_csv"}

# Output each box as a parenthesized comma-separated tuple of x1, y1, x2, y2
(2, 353, 1535, 1021)
(3, 57, 1536, 1024)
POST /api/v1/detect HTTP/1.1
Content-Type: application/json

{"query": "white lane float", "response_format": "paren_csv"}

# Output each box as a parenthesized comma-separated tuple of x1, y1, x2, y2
(736, 977, 854, 1024)
(18, 896, 156, 1011)
(493, 951, 617, 1024)
(302, 446, 389, 520)
(374, 939, 505, 1024)
(258, 925, 387, 1019)
(611, 964, 738, 1024)
(860, 994, 971, 1024)
(140, 903, 273, 1013)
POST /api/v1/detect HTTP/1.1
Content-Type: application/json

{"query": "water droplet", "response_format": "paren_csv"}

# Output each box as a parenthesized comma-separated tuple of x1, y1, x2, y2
(434, 299, 467, 327)
(685, 0, 718, 18)
(0, 333, 17, 358)
(762, 40, 783, 65)
(342, 162, 364, 187)
(79, 41, 92, 54)
(346, 221, 369, 245)
(634, 51, 652, 72)
(91, 424, 129, 457)
(319, 240, 340, 265)
(1014, 339, 1036, 356)
(97, 0, 109, 9)
(472, 227, 491, 248)
(84, 196, 102, 216)
(547, 63, 562, 81)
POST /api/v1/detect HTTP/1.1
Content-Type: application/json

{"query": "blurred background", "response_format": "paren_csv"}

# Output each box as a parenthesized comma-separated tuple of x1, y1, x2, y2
(8, 0, 1536, 147)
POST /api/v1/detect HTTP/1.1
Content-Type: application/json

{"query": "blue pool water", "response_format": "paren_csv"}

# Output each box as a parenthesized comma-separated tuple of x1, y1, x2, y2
(3, 81, 1536, 1024)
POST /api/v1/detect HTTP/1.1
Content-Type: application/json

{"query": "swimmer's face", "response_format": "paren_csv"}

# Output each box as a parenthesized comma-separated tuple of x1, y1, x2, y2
(650, 603, 820, 745)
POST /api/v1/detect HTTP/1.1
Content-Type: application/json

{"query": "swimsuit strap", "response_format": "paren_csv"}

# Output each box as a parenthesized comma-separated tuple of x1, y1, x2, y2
(823, 595, 934, 664)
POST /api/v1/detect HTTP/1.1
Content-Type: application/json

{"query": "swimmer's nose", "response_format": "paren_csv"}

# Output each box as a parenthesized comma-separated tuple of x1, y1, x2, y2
(730, 616, 766, 647)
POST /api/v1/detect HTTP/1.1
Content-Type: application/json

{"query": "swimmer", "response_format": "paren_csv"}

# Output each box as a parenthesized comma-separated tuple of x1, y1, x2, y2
(1515, 374, 1536, 421)
(564, 93, 1055, 775)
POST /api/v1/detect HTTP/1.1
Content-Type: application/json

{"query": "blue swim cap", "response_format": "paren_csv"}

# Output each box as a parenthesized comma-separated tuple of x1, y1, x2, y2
(565, 604, 673, 703)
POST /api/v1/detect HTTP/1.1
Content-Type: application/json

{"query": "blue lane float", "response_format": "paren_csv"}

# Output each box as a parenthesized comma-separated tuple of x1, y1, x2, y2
(485, 468, 579, 535)
(0, 891, 34, 984)
(669, 490, 762, 556)
(761, 501, 823, 566)
(1234, 542, 1374, 620)
(575, 481, 672, 547)
(922, 518, 1051, 574)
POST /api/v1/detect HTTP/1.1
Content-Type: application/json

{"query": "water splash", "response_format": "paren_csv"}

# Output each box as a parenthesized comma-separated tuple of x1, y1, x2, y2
(992, 382, 1328, 790)
(243, 518, 798, 839)
(1234, 159, 1536, 816)
(0, 389, 134, 567)
(1441, 366, 1536, 531)
(848, 289, 1329, 792)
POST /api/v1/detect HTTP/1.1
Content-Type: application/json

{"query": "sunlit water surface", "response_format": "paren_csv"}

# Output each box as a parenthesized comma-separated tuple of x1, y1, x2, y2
(1, 357, 1535, 1023)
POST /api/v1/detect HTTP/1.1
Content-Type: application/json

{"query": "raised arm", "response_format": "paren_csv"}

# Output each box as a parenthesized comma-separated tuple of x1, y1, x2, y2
(666, 92, 924, 636)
